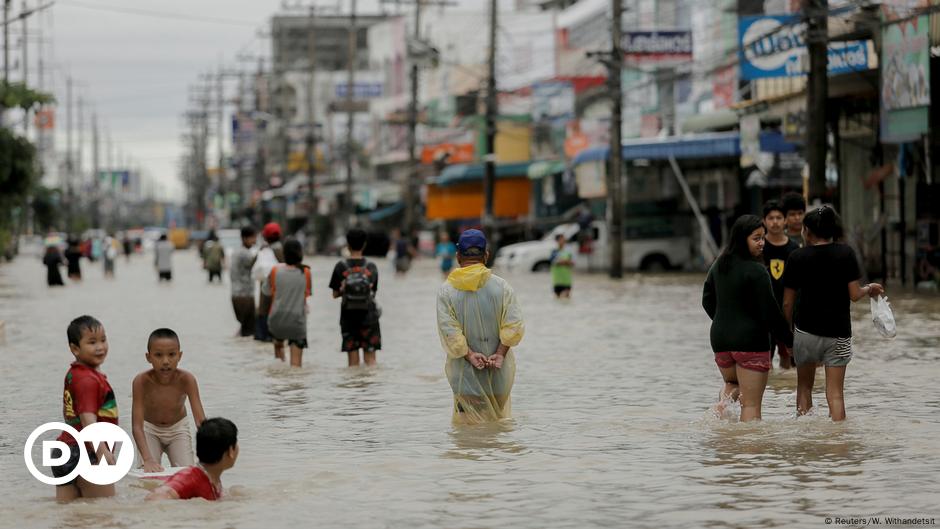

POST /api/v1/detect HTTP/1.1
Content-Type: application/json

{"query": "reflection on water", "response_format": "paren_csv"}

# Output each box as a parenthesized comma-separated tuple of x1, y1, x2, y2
(0, 253, 938, 529)
(443, 421, 528, 461)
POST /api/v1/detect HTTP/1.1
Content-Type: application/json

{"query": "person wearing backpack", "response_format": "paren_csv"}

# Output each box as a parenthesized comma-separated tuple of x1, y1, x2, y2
(329, 228, 381, 367)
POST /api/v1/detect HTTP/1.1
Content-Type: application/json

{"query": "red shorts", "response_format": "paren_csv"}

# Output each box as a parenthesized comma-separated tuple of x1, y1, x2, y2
(714, 351, 771, 372)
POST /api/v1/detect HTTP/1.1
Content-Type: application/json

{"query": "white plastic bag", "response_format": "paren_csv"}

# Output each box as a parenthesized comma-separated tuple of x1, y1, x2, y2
(871, 295, 897, 339)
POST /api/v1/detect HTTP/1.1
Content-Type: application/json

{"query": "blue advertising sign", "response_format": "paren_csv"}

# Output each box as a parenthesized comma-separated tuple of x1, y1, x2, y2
(739, 15, 871, 80)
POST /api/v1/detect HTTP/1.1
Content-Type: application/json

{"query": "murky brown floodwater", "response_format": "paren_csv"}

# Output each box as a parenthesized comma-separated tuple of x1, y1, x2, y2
(1, 250, 938, 528)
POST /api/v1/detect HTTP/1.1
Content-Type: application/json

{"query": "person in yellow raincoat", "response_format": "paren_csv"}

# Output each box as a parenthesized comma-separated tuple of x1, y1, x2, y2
(436, 229, 525, 424)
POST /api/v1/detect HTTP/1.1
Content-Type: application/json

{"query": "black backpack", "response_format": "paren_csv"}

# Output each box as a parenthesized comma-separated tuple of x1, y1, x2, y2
(342, 261, 374, 310)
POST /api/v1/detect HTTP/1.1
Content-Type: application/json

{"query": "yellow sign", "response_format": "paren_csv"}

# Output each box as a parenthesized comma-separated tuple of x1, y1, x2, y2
(287, 150, 325, 173)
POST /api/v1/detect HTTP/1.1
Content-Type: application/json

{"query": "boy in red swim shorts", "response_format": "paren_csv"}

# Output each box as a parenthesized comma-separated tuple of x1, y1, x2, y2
(145, 418, 238, 501)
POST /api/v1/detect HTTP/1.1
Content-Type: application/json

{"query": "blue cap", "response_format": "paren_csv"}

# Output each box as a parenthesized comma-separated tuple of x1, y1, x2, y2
(456, 229, 487, 256)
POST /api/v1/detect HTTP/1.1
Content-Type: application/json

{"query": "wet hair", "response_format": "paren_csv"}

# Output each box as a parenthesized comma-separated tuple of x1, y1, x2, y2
(717, 215, 764, 272)
(196, 417, 238, 464)
(283, 238, 304, 266)
(147, 328, 180, 351)
(240, 226, 256, 239)
(762, 199, 785, 219)
(781, 192, 806, 216)
(67, 315, 104, 346)
(802, 205, 844, 241)
(346, 228, 367, 251)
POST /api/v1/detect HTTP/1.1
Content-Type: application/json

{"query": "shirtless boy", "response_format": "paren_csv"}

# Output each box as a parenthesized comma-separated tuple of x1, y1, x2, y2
(132, 328, 206, 472)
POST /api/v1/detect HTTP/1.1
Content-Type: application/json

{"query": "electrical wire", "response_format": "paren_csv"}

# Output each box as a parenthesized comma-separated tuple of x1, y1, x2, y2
(55, 0, 259, 27)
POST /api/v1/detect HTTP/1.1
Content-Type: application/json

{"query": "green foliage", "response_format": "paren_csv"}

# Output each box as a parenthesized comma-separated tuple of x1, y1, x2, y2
(0, 81, 55, 110)
(32, 185, 61, 233)
(0, 127, 36, 202)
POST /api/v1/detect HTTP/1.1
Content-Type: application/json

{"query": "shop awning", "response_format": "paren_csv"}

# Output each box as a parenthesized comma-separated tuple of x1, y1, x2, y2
(571, 131, 795, 166)
(527, 160, 566, 180)
(436, 161, 533, 187)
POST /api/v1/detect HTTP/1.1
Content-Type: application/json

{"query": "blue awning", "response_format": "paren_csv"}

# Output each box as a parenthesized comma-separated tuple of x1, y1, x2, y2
(436, 161, 533, 187)
(366, 201, 404, 222)
(570, 131, 796, 166)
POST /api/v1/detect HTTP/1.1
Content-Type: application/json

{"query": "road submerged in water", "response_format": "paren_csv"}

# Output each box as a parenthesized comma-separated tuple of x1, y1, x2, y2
(1, 250, 938, 528)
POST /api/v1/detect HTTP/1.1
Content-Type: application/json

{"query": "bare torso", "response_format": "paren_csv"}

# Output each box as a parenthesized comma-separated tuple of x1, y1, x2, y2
(138, 369, 191, 426)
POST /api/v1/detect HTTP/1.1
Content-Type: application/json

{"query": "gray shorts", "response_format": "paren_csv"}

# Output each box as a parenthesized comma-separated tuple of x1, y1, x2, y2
(793, 328, 853, 367)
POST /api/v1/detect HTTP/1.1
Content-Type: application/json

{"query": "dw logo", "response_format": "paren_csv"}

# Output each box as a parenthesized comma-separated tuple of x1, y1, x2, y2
(24, 422, 134, 485)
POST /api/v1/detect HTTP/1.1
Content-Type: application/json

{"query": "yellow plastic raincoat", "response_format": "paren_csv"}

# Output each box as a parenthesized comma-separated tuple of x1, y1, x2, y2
(436, 263, 525, 423)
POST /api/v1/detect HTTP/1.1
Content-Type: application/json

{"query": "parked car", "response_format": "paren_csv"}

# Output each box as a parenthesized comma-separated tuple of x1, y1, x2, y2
(493, 221, 691, 273)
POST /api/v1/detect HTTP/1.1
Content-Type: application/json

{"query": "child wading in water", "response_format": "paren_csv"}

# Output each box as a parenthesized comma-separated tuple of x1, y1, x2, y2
(146, 418, 238, 501)
(52, 315, 120, 501)
(330, 228, 381, 366)
(702, 215, 793, 421)
(436, 232, 457, 278)
(782, 206, 884, 421)
(550, 234, 574, 298)
(263, 239, 312, 367)
(132, 328, 206, 472)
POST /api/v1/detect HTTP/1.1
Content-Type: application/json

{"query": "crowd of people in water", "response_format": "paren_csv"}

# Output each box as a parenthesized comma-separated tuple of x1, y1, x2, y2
(43, 224, 524, 501)
(703, 192, 885, 423)
(33, 191, 889, 504)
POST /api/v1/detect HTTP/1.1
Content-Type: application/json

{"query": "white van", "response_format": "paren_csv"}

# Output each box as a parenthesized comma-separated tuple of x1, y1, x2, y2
(493, 221, 691, 272)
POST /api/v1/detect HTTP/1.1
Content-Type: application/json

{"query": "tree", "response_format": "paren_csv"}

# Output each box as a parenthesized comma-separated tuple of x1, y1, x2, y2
(0, 81, 55, 111)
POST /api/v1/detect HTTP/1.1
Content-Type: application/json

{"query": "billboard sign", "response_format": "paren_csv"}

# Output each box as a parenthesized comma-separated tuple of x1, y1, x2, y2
(623, 31, 693, 62)
(881, 16, 930, 110)
(739, 15, 872, 79)
(532, 81, 575, 124)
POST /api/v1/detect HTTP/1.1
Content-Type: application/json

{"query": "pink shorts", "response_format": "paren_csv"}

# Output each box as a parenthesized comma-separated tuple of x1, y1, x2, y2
(714, 351, 771, 372)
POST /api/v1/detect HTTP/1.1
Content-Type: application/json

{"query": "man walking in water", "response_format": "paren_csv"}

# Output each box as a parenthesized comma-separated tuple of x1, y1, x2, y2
(436, 229, 525, 424)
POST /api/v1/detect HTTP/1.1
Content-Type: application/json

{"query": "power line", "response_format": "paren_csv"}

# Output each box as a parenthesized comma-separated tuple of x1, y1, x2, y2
(56, 0, 259, 27)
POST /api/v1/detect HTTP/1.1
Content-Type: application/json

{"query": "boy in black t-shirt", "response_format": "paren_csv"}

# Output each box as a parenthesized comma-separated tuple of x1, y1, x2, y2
(329, 228, 381, 367)
(762, 200, 800, 369)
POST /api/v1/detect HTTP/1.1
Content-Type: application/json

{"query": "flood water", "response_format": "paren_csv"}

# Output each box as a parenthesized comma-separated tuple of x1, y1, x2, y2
(1, 250, 938, 528)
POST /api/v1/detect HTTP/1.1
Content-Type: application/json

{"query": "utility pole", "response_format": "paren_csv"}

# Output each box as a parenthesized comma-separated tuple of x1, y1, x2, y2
(20, 0, 27, 134)
(607, 0, 624, 278)
(403, 0, 422, 236)
(216, 64, 225, 197)
(345, 0, 357, 227)
(65, 76, 73, 233)
(77, 95, 84, 185)
(306, 4, 318, 251)
(92, 112, 100, 229)
(804, 0, 828, 202)
(3, 0, 10, 83)
(482, 0, 497, 245)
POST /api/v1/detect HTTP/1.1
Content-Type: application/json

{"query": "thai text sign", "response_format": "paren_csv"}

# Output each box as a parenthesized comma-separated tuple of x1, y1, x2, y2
(623, 31, 693, 61)
(739, 15, 871, 80)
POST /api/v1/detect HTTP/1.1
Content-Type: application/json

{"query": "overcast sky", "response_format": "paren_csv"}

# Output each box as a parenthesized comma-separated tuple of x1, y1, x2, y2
(35, 0, 491, 202)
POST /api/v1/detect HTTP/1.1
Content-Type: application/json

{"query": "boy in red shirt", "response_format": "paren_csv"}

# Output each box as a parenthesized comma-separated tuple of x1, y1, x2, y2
(52, 315, 120, 501)
(145, 417, 238, 501)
